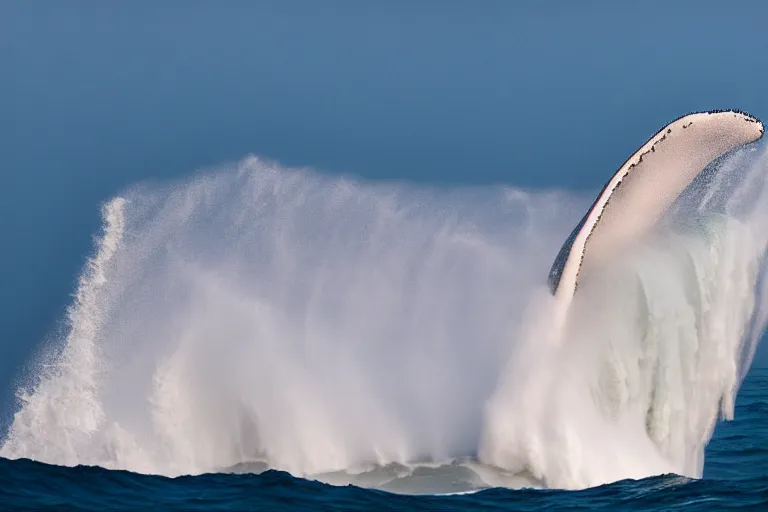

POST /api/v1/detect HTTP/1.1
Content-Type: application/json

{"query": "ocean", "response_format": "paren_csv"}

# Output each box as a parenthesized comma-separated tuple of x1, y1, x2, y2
(5, 3, 768, 511)
(1, 369, 766, 511)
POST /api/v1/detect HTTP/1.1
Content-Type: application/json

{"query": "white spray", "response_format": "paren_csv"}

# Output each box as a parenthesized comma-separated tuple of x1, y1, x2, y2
(1, 145, 767, 492)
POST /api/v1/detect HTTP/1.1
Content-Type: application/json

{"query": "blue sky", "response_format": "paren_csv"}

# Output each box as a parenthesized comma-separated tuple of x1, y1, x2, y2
(2, 1, 768, 417)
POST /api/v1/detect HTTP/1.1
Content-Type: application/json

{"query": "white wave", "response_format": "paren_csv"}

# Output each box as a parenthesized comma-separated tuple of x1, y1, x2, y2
(1, 144, 767, 491)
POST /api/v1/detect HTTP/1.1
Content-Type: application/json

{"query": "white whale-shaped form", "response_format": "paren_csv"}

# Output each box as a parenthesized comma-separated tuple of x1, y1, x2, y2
(548, 110, 764, 303)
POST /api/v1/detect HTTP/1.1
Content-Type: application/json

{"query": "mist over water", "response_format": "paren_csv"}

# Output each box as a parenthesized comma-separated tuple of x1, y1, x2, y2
(3, 144, 768, 493)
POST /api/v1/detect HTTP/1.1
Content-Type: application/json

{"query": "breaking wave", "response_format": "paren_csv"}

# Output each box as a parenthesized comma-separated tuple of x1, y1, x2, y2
(2, 143, 768, 492)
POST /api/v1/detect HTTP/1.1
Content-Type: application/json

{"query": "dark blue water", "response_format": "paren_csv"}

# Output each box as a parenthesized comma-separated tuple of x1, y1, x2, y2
(1, 368, 766, 511)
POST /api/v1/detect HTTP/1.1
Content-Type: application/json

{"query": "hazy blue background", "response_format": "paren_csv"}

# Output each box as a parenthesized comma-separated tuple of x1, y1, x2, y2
(2, 1, 768, 424)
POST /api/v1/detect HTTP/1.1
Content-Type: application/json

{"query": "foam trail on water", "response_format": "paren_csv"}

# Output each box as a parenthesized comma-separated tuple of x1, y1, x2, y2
(1, 145, 767, 492)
